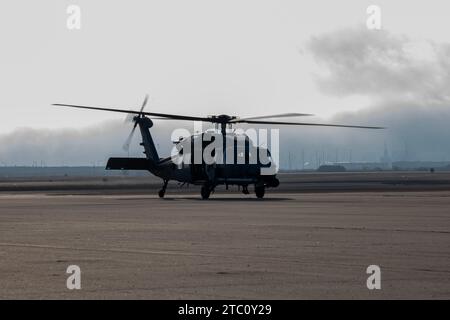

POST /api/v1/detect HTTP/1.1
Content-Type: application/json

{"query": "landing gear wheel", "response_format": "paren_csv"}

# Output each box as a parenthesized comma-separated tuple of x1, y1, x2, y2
(242, 185, 250, 195)
(255, 185, 265, 199)
(158, 180, 168, 198)
(201, 186, 211, 199)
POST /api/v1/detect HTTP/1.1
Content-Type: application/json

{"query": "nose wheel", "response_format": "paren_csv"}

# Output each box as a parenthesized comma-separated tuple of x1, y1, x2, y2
(158, 180, 168, 198)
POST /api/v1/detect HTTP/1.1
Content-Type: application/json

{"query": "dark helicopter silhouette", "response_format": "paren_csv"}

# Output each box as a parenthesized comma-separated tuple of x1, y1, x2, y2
(53, 95, 384, 199)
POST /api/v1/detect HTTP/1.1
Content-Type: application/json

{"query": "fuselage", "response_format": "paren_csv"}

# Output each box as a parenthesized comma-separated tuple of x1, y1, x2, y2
(152, 131, 279, 188)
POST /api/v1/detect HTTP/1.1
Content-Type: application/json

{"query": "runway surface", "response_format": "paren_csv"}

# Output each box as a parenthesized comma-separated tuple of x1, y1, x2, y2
(1, 175, 449, 299)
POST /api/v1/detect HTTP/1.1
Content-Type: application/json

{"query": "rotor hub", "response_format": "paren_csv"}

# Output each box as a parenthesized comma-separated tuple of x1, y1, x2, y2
(210, 114, 237, 124)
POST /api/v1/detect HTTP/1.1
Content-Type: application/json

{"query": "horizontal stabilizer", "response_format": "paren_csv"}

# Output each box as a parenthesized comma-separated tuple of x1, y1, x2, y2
(106, 157, 151, 170)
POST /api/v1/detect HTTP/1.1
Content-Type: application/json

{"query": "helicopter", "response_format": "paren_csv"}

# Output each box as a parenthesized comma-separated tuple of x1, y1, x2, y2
(53, 95, 384, 199)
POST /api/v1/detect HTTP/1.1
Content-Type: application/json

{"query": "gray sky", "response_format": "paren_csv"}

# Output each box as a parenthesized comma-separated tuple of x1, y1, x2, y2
(1, 1, 450, 165)
(1, 0, 449, 133)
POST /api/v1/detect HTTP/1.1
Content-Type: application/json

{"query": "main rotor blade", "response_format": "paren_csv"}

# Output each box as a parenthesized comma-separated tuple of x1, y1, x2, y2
(53, 103, 384, 128)
(53, 103, 210, 122)
(235, 119, 385, 129)
(125, 115, 171, 123)
(233, 113, 314, 122)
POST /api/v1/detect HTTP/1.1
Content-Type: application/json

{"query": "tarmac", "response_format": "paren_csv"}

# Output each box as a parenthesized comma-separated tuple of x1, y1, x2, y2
(0, 172, 449, 299)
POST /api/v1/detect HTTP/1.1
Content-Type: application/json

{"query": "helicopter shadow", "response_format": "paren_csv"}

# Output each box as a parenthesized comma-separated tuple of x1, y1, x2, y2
(163, 197, 293, 202)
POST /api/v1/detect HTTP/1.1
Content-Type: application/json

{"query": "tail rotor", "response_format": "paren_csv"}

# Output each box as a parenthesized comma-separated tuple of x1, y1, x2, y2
(122, 94, 149, 151)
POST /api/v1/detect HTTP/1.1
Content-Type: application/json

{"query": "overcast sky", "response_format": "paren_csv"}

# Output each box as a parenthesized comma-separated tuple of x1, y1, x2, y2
(1, 1, 450, 165)
(1, 0, 449, 133)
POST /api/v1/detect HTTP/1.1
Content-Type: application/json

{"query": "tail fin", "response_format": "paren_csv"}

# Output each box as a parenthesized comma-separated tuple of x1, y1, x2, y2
(137, 117, 160, 164)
